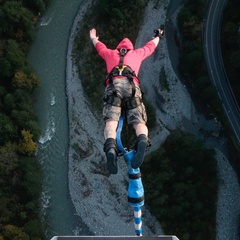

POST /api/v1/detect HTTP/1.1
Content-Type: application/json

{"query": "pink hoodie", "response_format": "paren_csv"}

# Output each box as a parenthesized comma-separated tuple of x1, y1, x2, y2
(95, 38, 156, 76)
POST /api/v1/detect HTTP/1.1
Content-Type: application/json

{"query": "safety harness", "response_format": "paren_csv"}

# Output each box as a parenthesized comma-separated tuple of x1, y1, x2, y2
(104, 48, 142, 110)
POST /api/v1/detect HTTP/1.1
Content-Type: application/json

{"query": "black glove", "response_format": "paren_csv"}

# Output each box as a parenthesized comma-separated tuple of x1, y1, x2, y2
(154, 29, 164, 39)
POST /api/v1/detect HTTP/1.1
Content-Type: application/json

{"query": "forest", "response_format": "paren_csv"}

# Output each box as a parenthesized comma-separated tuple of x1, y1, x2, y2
(142, 130, 217, 240)
(178, 0, 240, 153)
(221, 0, 240, 106)
(0, 1, 50, 239)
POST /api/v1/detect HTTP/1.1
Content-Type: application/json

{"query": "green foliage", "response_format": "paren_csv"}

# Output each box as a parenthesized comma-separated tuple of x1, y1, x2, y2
(194, 76, 209, 91)
(0, 57, 12, 79)
(183, 50, 203, 75)
(11, 110, 41, 139)
(2, 225, 30, 240)
(0, 113, 18, 144)
(0, 144, 44, 239)
(94, 0, 148, 44)
(159, 66, 169, 92)
(221, 0, 240, 105)
(19, 156, 42, 201)
(6, 40, 26, 73)
(0, 145, 19, 196)
(0, 1, 47, 239)
(0, 40, 26, 78)
(22, 0, 50, 14)
(18, 130, 37, 156)
(142, 130, 218, 240)
(177, 0, 223, 117)
(0, 88, 40, 143)
(23, 220, 43, 240)
(144, 99, 156, 129)
(0, 1, 36, 42)
(12, 71, 40, 92)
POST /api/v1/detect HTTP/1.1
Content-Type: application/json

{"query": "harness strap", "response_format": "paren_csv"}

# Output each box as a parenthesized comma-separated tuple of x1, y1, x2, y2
(129, 172, 142, 179)
(119, 48, 127, 69)
(103, 95, 142, 110)
(106, 48, 138, 98)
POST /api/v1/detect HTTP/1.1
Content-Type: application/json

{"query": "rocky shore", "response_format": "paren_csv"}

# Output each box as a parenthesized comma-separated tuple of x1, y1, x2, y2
(65, 0, 240, 238)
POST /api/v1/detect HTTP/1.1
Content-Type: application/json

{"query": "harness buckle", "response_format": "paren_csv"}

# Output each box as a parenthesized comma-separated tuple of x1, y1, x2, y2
(116, 65, 127, 76)
(119, 48, 128, 56)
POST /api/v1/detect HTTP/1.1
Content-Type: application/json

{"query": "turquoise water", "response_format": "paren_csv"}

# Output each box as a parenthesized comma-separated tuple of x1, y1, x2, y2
(28, 0, 90, 238)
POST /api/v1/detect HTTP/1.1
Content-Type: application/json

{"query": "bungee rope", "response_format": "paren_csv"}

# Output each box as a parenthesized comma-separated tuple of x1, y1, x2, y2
(116, 114, 144, 236)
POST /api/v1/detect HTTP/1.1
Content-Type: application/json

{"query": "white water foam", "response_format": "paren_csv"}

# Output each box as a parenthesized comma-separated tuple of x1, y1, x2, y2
(51, 93, 56, 106)
(41, 190, 51, 217)
(40, 17, 52, 26)
(38, 115, 56, 145)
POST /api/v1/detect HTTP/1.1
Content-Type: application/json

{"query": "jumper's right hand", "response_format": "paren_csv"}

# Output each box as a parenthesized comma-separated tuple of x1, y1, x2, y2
(90, 28, 99, 40)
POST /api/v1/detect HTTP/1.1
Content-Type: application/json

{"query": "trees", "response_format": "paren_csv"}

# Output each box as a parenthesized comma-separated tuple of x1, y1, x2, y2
(22, 0, 51, 13)
(12, 71, 40, 92)
(177, 0, 224, 119)
(142, 130, 218, 240)
(0, 1, 47, 239)
(0, 1, 36, 42)
(2, 225, 30, 240)
(0, 40, 26, 78)
(6, 40, 26, 76)
(0, 113, 18, 144)
(18, 130, 37, 156)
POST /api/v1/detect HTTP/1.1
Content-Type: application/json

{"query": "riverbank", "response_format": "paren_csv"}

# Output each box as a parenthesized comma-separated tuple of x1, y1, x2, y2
(65, 0, 240, 238)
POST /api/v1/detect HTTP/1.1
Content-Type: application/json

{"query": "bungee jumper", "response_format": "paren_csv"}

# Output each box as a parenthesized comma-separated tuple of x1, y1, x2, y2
(48, 28, 180, 240)
(89, 28, 164, 174)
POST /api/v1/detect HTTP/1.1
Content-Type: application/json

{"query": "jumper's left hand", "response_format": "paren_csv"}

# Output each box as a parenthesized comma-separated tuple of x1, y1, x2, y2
(154, 29, 164, 38)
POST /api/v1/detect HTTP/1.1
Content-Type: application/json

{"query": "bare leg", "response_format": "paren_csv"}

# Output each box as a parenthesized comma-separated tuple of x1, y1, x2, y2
(133, 123, 148, 137)
(104, 120, 118, 140)
(104, 120, 119, 174)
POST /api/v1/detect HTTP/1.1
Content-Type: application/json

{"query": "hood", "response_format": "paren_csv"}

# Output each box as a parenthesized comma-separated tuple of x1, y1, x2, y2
(116, 38, 134, 50)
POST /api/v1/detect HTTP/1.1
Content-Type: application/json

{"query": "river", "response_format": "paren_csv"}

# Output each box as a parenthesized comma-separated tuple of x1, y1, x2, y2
(28, 0, 90, 238)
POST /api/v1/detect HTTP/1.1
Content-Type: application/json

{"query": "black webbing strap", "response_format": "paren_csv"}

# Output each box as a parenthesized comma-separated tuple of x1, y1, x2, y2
(128, 196, 144, 204)
(119, 48, 127, 68)
(105, 48, 138, 98)
(118, 49, 135, 98)
(104, 95, 142, 110)
(108, 48, 127, 97)
(129, 172, 142, 179)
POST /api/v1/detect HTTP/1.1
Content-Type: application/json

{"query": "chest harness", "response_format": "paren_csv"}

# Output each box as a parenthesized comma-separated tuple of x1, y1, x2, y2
(104, 48, 142, 110)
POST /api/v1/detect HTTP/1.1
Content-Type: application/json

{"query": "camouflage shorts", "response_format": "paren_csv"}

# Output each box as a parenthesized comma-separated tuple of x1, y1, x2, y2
(103, 78, 147, 124)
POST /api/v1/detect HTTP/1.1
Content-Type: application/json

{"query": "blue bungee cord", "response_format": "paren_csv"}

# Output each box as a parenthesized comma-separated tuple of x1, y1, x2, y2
(116, 114, 144, 236)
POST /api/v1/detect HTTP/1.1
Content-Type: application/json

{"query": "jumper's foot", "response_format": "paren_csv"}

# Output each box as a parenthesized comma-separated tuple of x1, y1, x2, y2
(106, 148, 118, 174)
(131, 134, 148, 169)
